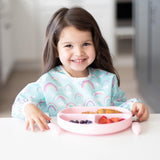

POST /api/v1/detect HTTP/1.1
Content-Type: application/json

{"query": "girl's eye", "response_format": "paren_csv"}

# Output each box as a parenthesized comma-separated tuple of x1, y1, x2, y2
(83, 43, 90, 46)
(65, 44, 72, 48)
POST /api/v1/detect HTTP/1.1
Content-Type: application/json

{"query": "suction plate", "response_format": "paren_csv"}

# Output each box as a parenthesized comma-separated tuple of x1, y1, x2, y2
(57, 106, 132, 135)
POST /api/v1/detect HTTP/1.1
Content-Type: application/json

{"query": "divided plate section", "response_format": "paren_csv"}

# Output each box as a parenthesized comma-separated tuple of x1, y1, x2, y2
(58, 113, 95, 124)
(94, 113, 131, 123)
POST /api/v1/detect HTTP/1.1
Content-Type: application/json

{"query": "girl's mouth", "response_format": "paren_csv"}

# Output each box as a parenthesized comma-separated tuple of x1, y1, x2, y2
(71, 59, 86, 63)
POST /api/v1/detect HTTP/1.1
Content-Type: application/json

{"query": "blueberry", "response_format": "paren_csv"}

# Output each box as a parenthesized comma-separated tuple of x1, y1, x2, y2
(80, 120, 85, 124)
(70, 120, 75, 123)
(70, 119, 92, 124)
(75, 120, 79, 123)
(70, 120, 79, 123)
(87, 120, 92, 124)
(84, 120, 88, 123)
(83, 120, 92, 124)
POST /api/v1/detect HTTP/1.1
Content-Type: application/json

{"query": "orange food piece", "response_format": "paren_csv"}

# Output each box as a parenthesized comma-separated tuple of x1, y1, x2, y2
(98, 116, 108, 124)
(105, 119, 113, 124)
(110, 117, 120, 122)
(82, 108, 122, 114)
(97, 109, 122, 114)
(98, 116, 125, 124)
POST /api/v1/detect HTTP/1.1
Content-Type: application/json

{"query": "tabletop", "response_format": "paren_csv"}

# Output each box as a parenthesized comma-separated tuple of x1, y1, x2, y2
(0, 114, 160, 160)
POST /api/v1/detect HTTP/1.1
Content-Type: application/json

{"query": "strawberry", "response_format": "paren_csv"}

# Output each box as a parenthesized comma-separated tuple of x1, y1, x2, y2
(106, 119, 113, 124)
(110, 117, 120, 122)
(98, 116, 108, 124)
(119, 118, 125, 121)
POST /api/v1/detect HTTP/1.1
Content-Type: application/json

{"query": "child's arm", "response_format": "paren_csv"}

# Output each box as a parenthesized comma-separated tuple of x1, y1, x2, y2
(11, 81, 51, 131)
(111, 75, 149, 121)
(12, 82, 47, 119)
(131, 102, 149, 121)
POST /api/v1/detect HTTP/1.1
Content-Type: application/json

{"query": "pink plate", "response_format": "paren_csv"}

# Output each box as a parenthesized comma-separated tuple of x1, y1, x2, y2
(57, 106, 132, 135)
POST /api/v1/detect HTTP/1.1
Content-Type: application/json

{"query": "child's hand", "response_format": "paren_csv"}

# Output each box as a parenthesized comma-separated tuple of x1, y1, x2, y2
(24, 103, 51, 131)
(131, 102, 149, 122)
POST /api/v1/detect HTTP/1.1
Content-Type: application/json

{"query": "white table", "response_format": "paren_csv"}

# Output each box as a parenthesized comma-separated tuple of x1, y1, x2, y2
(0, 114, 159, 160)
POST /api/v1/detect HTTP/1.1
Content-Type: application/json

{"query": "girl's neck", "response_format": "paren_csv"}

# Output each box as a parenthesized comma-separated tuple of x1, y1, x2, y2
(61, 65, 89, 78)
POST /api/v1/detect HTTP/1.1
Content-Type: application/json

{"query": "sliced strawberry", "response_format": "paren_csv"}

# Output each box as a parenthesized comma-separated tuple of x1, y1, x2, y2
(98, 116, 108, 124)
(106, 119, 113, 124)
(110, 117, 120, 122)
(119, 118, 125, 121)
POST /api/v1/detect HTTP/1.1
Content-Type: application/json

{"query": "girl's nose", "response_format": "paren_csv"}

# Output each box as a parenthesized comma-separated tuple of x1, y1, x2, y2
(74, 46, 84, 56)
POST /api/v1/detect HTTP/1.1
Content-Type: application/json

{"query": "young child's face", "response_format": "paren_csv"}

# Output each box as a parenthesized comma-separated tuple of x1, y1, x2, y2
(57, 26, 96, 77)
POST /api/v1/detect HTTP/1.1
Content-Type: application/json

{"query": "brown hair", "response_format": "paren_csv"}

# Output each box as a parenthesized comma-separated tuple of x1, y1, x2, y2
(42, 7, 120, 86)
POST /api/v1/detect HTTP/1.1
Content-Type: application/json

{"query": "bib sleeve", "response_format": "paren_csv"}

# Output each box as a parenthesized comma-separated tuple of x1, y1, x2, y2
(11, 82, 46, 119)
(111, 75, 141, 111)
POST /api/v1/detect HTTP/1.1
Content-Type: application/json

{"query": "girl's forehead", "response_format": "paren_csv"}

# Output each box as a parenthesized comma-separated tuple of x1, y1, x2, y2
(58, 26, 92, 42)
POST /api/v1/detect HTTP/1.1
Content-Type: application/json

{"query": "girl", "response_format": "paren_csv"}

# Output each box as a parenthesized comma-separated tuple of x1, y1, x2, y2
(12, 7, 149, 131)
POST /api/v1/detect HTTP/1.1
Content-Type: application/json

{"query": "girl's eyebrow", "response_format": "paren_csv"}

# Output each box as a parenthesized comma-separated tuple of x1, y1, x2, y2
(61, 40, 93, 44)
(85, 40, 93, 42)
(61, 42, 72, 44)
(84, 39, 93, 42)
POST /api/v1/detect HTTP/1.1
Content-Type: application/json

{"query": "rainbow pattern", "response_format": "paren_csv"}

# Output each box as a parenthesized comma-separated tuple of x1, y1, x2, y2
(44, 82, 58, 92)
(94, 91, 104, 97)
(92, 74, 98, 79)
(55, 95, 67, 101)
(74, 93, 83, 99)
(48, 103, 58, 112)
(83, 98, 97, 106)
(65, 84, 73, 90)
(81, 80, 95, 89)
(66, 102, 76, 108)
(51, 76, 60, 83)
(104, 96, 111, 104)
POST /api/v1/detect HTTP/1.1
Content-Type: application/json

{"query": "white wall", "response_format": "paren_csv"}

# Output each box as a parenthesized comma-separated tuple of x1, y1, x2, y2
(0, 0, 13, 84)
(11, 0, 37, 62)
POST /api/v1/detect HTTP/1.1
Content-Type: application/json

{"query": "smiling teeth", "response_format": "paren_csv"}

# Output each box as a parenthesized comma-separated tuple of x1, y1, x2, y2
(74, 60, 83, 62)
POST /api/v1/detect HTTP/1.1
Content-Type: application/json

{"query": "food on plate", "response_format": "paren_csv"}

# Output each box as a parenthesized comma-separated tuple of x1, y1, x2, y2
(98, 116, 125, 124)
(69, 120, 93, 124)
(82, 108, 122, 114)
(98, 116, 108, 124)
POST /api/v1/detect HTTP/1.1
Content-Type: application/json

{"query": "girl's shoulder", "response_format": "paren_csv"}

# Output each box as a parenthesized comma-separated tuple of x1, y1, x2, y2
(38, 66, 64, 82)
(89, 68, 118, 87)
(89, 68, 116, 78)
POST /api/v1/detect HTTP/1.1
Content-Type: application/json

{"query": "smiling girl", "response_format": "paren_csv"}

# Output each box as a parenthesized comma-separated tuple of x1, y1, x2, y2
(12, 7, 149, 131)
